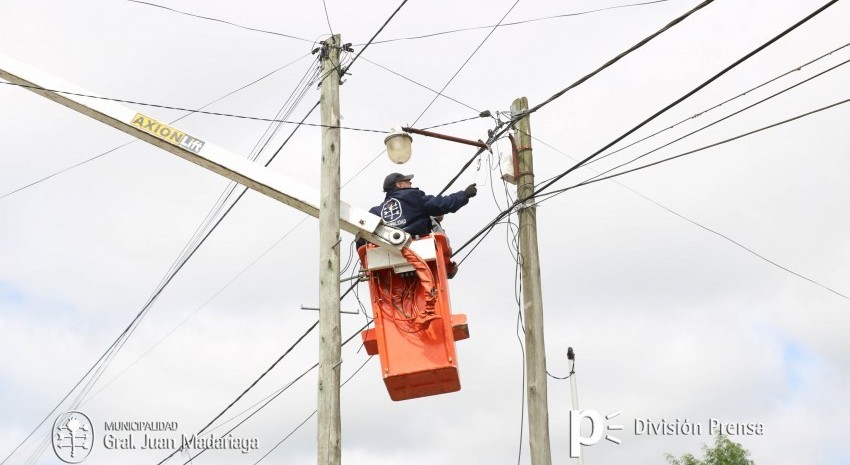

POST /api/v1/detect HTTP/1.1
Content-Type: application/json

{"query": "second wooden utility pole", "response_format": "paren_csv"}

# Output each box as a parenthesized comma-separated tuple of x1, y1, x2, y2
(318, 35, 342, 465)
(512, 97, 552, 465)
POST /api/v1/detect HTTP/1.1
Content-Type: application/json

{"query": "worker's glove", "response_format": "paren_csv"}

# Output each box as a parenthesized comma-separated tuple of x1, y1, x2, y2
(464, 184, 478, 198)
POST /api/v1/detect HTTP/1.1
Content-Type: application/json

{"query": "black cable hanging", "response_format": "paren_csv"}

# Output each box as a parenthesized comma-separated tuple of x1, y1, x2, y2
(451, 0, 841, 259)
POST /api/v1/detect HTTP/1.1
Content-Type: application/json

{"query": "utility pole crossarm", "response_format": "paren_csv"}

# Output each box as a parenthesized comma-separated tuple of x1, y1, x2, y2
(0, 53, 406, 249)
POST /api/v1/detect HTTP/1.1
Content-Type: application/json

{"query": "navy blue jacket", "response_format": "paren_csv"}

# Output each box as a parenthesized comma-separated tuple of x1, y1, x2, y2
(369, 187, 470, 237)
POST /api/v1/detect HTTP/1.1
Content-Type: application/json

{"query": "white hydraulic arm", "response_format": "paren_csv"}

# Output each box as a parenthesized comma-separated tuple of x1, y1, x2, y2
(0, 53, 408, 250)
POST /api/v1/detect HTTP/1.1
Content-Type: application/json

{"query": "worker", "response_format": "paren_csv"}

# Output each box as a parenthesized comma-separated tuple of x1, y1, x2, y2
(371, 172, 476, 237)
(361, 173, 475, 327)
(360, 172, 475, 278)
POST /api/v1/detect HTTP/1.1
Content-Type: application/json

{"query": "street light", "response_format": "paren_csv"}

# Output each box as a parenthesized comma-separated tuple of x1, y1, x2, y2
(385, 126, 489, 164)
(384, 127, 413, 164)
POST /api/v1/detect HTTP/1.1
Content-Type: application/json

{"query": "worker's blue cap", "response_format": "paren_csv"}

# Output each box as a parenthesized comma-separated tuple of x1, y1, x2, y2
(383, 173, 413, 192)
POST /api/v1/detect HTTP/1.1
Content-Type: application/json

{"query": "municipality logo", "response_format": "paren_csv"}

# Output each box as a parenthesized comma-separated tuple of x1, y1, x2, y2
(52, 411, 94, 463)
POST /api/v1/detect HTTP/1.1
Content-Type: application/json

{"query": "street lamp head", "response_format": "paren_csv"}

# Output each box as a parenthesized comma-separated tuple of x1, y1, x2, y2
(385, 127, 413, 164)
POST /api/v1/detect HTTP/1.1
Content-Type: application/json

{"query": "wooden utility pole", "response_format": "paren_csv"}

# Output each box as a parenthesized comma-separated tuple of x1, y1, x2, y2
(318, 34, 342, 465)
(512, 97, 552, 465)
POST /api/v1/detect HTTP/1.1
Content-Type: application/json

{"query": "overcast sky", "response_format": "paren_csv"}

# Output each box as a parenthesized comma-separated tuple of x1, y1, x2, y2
(2, 0, 849, 464)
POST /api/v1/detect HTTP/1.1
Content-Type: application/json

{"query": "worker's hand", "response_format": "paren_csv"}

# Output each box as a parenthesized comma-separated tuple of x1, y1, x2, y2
(464, 184, 477, 198)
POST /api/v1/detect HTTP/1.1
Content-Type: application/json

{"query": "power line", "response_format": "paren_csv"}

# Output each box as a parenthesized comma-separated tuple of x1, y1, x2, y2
(19, 36, 373, 458)
(172, 322, 374, 465)
(82, 219, 310, 403)
(413, 0, 522, 125)
(583, 55, 850, 185)
(322, 0, 335, 36)
(124, 0, 314, 43)
(0, 66, 322, 465)
(81, 101, 321, 406)
(147, 60, 321, 321)
(523, 0, 714, 117)
(524, 131, 849, 304)
(530, 0, 838, 188)
(251, 355, 374, 465)
(436, 0, 716, 197)
(4, 6, 404, 460)
(0, 53, 314, 200)
(340, 0, 410, 76)
(452, 0, 841, 258)
(422, 112, 492, 131)
(154, 320, 320, 465)
(0, 81, 387, 132)
(570, 98, 850, 194)
(412, 0, 531, 196)
(365, 0, 676, 45)
(175, 362, 319, 465)
(586, 41, 850, 167)
(543, 98, 850, 301)
(359, 56, 482, 114)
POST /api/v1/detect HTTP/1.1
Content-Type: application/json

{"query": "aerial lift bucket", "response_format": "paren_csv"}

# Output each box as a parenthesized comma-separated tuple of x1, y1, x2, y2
(359, 233, 469, 401)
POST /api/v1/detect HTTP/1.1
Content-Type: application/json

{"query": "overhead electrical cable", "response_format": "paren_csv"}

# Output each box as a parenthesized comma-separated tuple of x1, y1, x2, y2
(4, 4, 412, 459)
(406, 0, 530, 195)
(165, 323, 374, 465)
(359, 57, 482, 114)
(80, 99, 320, 402)
(538, 97, 850, 301)
(562, 98, 850, 195)
(0, 61, 322, 465)
(412, 0, 522, 125)
(331, 0, 522, 195)
(251, 355, 374, 465)
(0, 53, 314, 200)
(0, 81, 386, 131)
(49, 10, 409, 450)
(68, 71, 322, 415)
(527, 0, 838, 182)
(422, 113, 492, 131)
(519, 131, 848, 300)
(451, 0, 840, 258)
(436, 0, 716, 196)
(82, 95, 322, 404)
(521, 0, 716, 116)
(153, 321, 320, 465)
(83, 219, 310, 403)
(365, 0, 676, 45)
(124, 0, 313, 42)
(582, 55, 850, 185)
(586, 41, 850, 166)
(322, 0, 335, 36)
(141, 58, 320, 324)
(340, 0, 410, 76)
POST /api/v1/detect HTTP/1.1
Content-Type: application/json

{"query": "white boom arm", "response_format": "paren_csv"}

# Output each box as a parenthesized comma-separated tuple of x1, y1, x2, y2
(0, 53, 408, 249)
